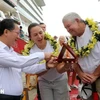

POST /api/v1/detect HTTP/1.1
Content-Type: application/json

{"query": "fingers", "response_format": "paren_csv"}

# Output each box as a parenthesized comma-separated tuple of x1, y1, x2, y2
(56, 62, 65, 73)
(44, 52, 52, 61)
(46, 57, 58, 69)
(49, 57, 58, 64)
(88, 74, 97, 83)
(56, 61, 73, 73)
(44, 52, 58, 61)
(81, 73, 94, 83)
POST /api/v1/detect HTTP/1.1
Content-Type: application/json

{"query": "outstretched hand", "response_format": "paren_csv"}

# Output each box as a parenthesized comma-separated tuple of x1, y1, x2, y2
(56, 62, 72, 73)
(44, 52, 52, 61)
(46, 57, 58, 69)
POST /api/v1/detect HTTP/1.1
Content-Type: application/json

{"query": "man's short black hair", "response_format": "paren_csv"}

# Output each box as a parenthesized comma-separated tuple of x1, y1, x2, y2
(0, 18, 19, 36)
(39, 22, 45, 25)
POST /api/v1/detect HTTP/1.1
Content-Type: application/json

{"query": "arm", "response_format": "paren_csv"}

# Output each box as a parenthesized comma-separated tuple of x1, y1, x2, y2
(0, 49, 46, 68)
(93, 65, 100, 78)
(56, 62, 72, 73)
(22, 63, 47, 74)
(72, 63, 93, 83)
(72, 63, 83, 75)
(22, 56, 57, 74)
(90, 65, 100, 83)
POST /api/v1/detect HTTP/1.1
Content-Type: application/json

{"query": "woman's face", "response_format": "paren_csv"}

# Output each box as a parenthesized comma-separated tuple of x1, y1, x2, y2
(29, 26, 45, 45)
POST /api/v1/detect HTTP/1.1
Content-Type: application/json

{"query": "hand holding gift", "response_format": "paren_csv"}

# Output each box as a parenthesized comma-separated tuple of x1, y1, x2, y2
(56, 43, 78, 73)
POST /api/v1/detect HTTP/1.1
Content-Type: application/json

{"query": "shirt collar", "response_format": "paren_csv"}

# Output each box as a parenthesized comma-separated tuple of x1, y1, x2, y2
(0, 41, 13, 51)
(78, 25, 90, 39)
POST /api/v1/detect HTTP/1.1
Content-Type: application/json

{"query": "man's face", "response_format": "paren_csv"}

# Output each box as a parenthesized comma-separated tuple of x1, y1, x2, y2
(63, 19, 81, 36)
(30, 26, 45, 45)
(40, 24, 46, 32)
(6, 24, 20, 47)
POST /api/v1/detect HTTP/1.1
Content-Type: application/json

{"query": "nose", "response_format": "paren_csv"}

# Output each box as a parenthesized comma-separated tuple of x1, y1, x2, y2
(38, 34, 42, 38)
(66, 27, 70, 32)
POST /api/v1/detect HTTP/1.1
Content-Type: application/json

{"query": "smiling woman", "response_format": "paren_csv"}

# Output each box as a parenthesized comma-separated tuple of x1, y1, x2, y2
(22, 22, 70, 100)
(22, 23, 59, 56)
(22, 32, 59, 56)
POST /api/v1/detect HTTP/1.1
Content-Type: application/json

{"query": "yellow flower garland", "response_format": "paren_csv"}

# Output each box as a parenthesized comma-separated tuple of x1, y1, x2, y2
(22, 32, 60, 57)
(68, 18, 100, 57)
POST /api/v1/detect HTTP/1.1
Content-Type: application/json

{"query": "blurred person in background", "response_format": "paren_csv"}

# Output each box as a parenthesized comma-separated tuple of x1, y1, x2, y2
(19, 26, 24, 39)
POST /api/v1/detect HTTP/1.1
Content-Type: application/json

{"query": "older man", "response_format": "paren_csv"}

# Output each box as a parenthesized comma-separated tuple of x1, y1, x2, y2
(62, 12, 100, 100)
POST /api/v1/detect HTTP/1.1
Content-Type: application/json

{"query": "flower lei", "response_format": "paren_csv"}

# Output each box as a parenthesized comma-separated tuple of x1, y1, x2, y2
(22, 32, 59, 58)
(68, 18, 100, 57)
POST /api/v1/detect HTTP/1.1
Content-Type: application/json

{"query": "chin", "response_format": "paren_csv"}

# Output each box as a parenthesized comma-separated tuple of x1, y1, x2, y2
(71, 33, 77, 36)
(37, 41, 42, 45)
(40, 39, 44, 42)
(12, 42, 16, 47)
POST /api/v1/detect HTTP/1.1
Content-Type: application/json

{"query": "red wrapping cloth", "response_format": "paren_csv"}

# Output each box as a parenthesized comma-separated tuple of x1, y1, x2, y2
(93, 92, 99, 100)
(12, 38, 27, 54)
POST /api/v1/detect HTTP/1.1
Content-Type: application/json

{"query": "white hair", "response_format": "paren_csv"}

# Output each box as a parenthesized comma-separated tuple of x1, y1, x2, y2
(59, 35, 67, 42)
(62, 12, 82, 23)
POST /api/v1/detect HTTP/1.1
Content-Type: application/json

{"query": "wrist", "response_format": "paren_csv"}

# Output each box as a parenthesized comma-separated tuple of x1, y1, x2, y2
(93, 73, 99, 79)
(46, 62, 50, 70)
(78, 71, 83, 77)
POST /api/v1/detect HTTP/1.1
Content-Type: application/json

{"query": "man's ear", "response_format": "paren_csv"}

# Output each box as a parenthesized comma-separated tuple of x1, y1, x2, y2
(4, 29, 9, 36)
(75, 18, 80, 23)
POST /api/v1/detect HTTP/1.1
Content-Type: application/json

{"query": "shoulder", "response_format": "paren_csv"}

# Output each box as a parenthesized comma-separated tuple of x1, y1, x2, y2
(29, 44, 37, 53)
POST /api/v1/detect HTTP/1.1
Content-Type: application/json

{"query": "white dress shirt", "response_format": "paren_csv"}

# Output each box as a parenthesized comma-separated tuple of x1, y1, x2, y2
(30, 41, 67, 81)
(0, 41, 47, 95)
(77, 25, 100, 74)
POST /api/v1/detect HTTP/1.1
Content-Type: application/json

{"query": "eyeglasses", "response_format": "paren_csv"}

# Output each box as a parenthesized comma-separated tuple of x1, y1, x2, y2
(9, 30, 20, 35)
